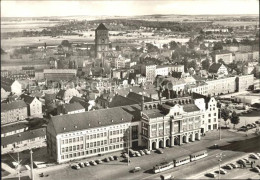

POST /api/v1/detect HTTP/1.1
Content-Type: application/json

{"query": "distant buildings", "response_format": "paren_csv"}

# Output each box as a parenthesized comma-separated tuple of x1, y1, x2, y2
(208, 63, 228, 77)
(21, 95, 43, 117)
(236, 74, 254, 92)
(56, 88, 81, 103)
(95, 23, 110, 59)
(141, 64, 157, 82)
(212, 50, 233, 64)
(43, 69, 77, 81)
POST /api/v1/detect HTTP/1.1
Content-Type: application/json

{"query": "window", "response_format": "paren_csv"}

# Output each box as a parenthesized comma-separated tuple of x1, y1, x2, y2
(80, 137, 83, 141)
(214, 113, 216, 116)
(208, 119, 211, 123)
(86, 135, 89, 140)
(73, 146, 76, 150)
(73, 138, 76, 142)
(86, 143, 89, 148)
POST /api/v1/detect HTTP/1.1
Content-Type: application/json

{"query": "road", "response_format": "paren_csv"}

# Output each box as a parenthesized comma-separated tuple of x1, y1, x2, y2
(3, 130, 260, 180)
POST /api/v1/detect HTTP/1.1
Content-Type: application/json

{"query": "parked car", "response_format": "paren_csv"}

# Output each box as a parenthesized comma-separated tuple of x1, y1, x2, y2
(256, 153, 260, 157)
(135, 151, 141, 157)
(229, 163, 238, 168)
(223, 164, 233, 170)
(255, 121, 260, 124)
(205, 172, 217, 178)
(249, 153, 260, 159)
(78, 162, 85, 168)
(237, 159, 247, 166)
(129, 149, 136, 157)
(131, 167, 141, 173)
(113, 156, 119, 161)
(90, 160, 97, 166)
(72, 164, 80, 170)
(215, 168, 227, 174)
(139, 150, 145, 156)
(109, 156, 114, 161)
(96, 159, 103, 164)
(243, 158, 250, 163)
(144, 149, 151, 155)
(103, 157, 110, 162)
(84, 161, 90, 167)
(156, 149, 164, 154)
(253, 167, 260, 173)
(122, 153, 129, 158)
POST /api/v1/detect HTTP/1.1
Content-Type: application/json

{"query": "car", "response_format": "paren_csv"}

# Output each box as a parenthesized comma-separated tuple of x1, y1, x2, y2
(252, 123, 257, 127)
(129, 149, 136, 157)
(215, 168, 227, 174)
(139, 150, 145, 156)
(249, 153, 260, 159)
(229, 163, 238, 168)
(113, 156, 119, 161)
(135, 151, 141, 157)
(205, 172, 217, 178)
(72, 164, 80, 170)
(156, 149, 164, 154)
(103, 157, 110, 162)
(253, 167, 260, 173)
(84, 161, 90, 167)
(256, 153, 260, 157)
(109, 156, 114, 161)
(122, 158, 131, 163)
(144, 149, 151, 155)
(224, 165, 233, 170)
(255, 121, 260, 124)
(95, 159, 103, 164)
(78, 162, 85, 168)
(90, 160, 97, 166)
(131, 167, 141, 173)
(122, 153, 129, 158)
(237, 159, 247, 166)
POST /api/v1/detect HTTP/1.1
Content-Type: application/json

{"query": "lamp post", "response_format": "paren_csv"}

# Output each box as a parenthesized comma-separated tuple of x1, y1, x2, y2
(30, 149, 34, 180)
(218, 101, 222, 140)
(127, 128, 130, 166)
(216, 153, 225, 180)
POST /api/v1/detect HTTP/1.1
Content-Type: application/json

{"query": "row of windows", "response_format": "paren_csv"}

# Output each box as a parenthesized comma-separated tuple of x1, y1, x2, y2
(86, 140, 108, 148)
(62, 144, 84, 153)
(86, 132, 107, 140)
(60, 144, 124, 160)
(61, 136, 84, 144)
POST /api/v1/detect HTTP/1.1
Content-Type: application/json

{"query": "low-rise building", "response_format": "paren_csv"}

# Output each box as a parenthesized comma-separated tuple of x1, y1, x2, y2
(1, 122, 29, 138)
(56, 88, 81, 103)
(208, 63, 228, 77)
(58, 102, 85, 115)
(212, 50, 233, 64)
(1, 128, 46, 154)
(44, 69, 77, 81)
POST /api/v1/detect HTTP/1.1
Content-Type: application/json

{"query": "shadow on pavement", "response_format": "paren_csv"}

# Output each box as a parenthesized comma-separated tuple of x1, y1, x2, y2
(143, 169, 154, 174)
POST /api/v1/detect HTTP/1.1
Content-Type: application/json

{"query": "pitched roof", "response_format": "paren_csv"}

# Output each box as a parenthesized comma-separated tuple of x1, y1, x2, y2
(126, 92, 153, 103)
(183, 104, 200, 112)
(1, 128, 46, 146)
(1, 100, 27, 112)
(50, 107, 134, 134)
(56, 90, 66, 98)
(208, 63, 223, 73)
(108, 95, 138, 108)
(1, 77, 16, 92)
(69, 96, 90, 109)
(96, 23, 108, 30)
(1, 122, 29, 134)
(64, 102, 85, 113)
(21, 94, 36, 105)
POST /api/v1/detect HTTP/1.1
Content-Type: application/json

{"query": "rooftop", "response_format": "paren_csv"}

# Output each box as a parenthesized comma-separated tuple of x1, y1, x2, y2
(1, 100, 27, 112)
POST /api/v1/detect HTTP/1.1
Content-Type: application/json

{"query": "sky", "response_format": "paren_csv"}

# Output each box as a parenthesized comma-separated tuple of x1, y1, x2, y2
(1, 0, 259, 17)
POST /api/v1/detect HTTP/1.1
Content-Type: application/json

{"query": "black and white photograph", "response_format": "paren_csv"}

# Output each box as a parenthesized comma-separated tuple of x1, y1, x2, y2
(1, 0, 260, 179)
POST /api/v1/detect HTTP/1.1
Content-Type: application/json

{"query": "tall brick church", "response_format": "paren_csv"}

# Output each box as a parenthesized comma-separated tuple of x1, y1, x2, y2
(95, 23, 109, 59)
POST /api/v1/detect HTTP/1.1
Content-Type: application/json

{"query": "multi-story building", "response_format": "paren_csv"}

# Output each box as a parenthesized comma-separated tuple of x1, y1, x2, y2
(206, 76, 236, 96)
(22, 67, 35, 77)
(46, 107, 136, 163)
(58, 102, 86, 115)
(236, 74, 254, 92)
(168, 64, 185, 73)
(141, 64, 157, 82)
(22, 95, 43, 117)
(1, 100, 28, 125)
(43, 69, 77, 81)
(46, 94, 219, 163)
(187, 82, 209, 96)
(1, 77, 22, 95)
(156, 66, 169, 76)
(56, 88, 81, 103)
(234, 51, 259, 62)
(111, 55, 126, 69)
(208, 63, 228, 77)
(1, 122, 29, 138)
(212, 50, 233, 64)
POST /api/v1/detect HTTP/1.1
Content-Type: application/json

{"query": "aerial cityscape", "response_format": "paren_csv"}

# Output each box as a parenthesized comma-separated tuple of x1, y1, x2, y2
(1, 0, 260, 180)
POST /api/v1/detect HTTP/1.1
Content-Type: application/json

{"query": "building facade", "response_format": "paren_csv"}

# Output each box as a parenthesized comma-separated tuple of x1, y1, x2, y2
(236, 74, 254, 92)
(95, 23, 110, 59)
(206, 77, 236, 96)
(141, 64, 157, 82)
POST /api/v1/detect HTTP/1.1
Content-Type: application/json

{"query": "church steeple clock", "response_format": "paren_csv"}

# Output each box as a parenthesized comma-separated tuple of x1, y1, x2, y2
(95, 23, 109, 59)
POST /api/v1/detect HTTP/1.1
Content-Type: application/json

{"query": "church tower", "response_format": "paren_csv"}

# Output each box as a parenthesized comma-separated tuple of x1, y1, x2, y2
(95, 23, 109, 59)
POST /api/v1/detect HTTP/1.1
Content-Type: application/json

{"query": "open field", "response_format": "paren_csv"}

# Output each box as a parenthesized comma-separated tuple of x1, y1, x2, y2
(213, 21, 259, 26)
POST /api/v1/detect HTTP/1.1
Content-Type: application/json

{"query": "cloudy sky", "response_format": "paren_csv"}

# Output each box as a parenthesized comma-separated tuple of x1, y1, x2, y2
(1, 0, 259, 17)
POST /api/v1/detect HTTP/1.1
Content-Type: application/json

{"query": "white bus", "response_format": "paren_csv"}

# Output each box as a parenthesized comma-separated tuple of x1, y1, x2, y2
(190, 150, 208, 161)
(153, 161, 174, 174)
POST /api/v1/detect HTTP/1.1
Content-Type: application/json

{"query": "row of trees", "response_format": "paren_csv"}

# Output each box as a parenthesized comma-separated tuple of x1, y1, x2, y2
(221, 108, 240, 129)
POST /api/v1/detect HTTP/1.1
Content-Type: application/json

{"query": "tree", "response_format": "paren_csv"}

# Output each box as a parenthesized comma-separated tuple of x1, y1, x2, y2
(230, 111, 240, 129)
(221, 108, 230, 127)
(61, 40, 70, 47)
(188, 60, 197, 70)
(213, 42, 223, 51)
(202, 59, 210, 70)
(218, 58, 225, 64)
(169, 41, 179, 50)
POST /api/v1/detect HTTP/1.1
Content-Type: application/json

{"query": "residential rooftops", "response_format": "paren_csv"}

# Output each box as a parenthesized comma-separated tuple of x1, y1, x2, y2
(1, 100, 27, 112)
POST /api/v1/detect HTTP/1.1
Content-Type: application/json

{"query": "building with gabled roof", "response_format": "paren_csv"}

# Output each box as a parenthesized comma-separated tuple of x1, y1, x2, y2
(208, 63, 228, 77)
(1, 77, 22, 95)
(21, 94, 42, 117)
(1, 100, 28, 125)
